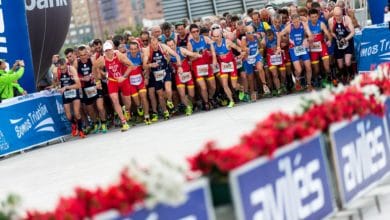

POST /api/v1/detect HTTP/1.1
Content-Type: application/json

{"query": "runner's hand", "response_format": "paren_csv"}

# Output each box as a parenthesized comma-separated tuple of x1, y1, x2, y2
(58, 87, 66, 94)
(326, 40, 332, 47)
(177, 67, 183, 74)
(96, 83, 102, 90)
(117, 76, 126, 83)
(150, 62, 159, 68)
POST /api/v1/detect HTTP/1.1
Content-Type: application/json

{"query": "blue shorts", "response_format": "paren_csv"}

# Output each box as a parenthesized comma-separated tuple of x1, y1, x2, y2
(243, 54, 263, 74)
(289, 47, 310, 62)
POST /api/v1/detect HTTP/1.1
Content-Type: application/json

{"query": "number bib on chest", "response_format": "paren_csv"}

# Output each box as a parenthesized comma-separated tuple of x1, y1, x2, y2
(130, 74, 143, 86)
(221, 62, 234, 73)
(293, 45, 307, 56)
(84, 86, 97, 98)
(310, 41, 322, 52)
(153, 70, 166, 81)
(179, 71, 192, 83)
(270, 54, 283, 66)
(64, 89, 77, 99)
(197, 64, 209, 76)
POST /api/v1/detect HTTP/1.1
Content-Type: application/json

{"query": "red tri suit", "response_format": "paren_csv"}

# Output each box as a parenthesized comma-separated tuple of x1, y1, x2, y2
(104, 52, 131, 96)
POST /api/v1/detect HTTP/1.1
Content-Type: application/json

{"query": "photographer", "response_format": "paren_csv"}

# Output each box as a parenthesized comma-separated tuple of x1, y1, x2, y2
(0, 60, 26, 101)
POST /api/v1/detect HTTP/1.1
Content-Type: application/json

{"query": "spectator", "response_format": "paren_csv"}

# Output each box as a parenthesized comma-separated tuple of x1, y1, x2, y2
(0, 60, 26, 101)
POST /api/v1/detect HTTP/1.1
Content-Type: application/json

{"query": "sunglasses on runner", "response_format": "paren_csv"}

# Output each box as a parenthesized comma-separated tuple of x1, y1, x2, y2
(246, 31, 255, 35)
(191, 30, 199, 33)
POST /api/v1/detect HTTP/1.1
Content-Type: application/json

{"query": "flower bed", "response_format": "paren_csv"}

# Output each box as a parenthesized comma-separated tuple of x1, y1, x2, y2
(23, 68, 390, 219)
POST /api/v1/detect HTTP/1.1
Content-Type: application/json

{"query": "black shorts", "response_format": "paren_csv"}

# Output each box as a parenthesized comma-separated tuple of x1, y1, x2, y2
(148, 68, 172, 91)
(334, 39, 355, 60)
(62, 89, 81, 104)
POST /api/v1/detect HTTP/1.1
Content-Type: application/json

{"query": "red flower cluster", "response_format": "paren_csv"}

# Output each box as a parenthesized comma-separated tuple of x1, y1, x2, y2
(359, 73, 390, 95)
(25, 170, 147, 220)
(188, 86, 385, 176)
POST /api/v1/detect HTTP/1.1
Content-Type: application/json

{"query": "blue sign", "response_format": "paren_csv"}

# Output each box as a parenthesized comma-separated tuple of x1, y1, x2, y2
(229, 134, 335, 220)
(358, 24, 390, 73)
(116, 179, 215, 220)
(367, 0, 387, 24)
(0, 91, 71, 157)
(0, 1, 35, 92)
(329, 114, 390, 207)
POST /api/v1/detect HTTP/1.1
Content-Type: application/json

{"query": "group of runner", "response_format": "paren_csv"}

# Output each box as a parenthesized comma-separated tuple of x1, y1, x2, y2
(52, 0, 358, 137)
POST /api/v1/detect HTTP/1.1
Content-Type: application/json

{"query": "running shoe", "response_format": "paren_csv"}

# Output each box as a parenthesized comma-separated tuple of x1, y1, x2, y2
(238, 91, 245, 101)
(151, 113, 159, 122)
(121, 122, 130, 132)
(144, 116, 152, 125)
(227, 101, 235, 108)
(185, 106, 193, 116)
(243, 93, 250, 102)
(295, 82, 303, 92)
(277, 88, 283, 96)
(124, 111, 131, 122)
(163, 110, 170, 120)
(167, 100, 174, 110)
(101, 123, 107, 133)
(93, 123, 100, 134)
(71, 123, 78, 136)
(263, 84, 271, 95)
(79, 130, 87, 138)
(137, 107, 144, 117)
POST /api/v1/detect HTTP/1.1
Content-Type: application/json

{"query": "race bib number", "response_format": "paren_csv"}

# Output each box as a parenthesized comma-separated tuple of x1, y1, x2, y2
(270, 54, 283, 66)
(337, 40, 349, 50)
(84, 86, 97, 98)
(197, 64, 209, 76)
(130, 74, 142, 86)
(247, 55, 257, 64)
(64, 89, 77, 99)
(294, 45, 307, 56)
(213, 64, 220, 74)
(153, 70, 166, 81)
(179, 71, 192, 83)
(221, 62, 234, 73)
(236, 58, 243, 69)
(311, 41, 322, 52)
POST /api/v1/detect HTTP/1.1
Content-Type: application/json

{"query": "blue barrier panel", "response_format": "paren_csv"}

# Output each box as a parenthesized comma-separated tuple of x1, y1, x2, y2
(367, 0, 387, 25)
(358, 23, 390, 73)
(116, 178, 215, 220)
(0, 1, 35, 92)
(229, 134, 335, 220)
(329, 114, 390, 207)
(0, 91, 71, 157)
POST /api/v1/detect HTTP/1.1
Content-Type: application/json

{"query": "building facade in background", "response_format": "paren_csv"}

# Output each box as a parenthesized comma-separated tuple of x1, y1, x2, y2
(65, 0, 94, 45)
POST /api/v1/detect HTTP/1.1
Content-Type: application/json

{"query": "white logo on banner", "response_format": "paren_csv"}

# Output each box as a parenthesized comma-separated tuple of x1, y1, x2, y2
(0, 130, 10, 151)
(250, 156, 324, 220)
(360, 39, 390, 59)
(341, 121, 387, 192)
(25, 0, 68, 11)
(10, 103, 55, 139)
(0, 1, 8, 54)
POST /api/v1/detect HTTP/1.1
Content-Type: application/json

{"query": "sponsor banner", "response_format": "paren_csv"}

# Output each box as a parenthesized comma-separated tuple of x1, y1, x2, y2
(115, 178, 215, 220)
(0, 1, 35, 92)
(358, 23, 390, 72)
(229, 134, 335, 220)
(367, 0, 387, 25)
(329, 114, 390, 207)
(0, 91, 71, 156)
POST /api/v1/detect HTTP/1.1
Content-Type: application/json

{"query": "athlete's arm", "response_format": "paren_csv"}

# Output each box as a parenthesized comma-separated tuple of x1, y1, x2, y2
(303, 22, 313, 41)
(206, 36, 218, 66)
(277, 25, 290, 52)
(321, 22, 333, 46)
(344, 16, 355, 41)
(328, 18, 337, 39)
(67, 66, 81, 90)
(180, 47, 201, 59)
(241, 37, 248, 58)
(226, 39, 242, 53)
(162, 44, 183, 73)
